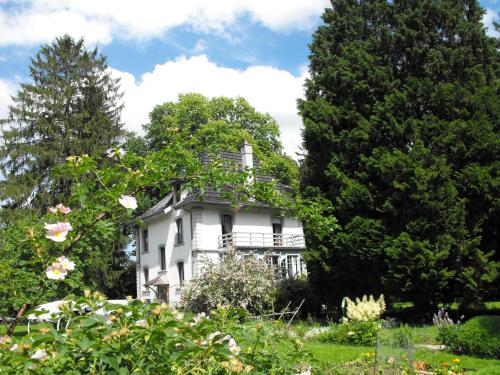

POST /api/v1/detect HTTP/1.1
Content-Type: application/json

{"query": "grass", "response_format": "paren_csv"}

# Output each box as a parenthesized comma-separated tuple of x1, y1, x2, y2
(303, 323, 500, 374)
(0, 323, 48, 337)
(391, 301, 500, 312)
(304, 343, 500, 374)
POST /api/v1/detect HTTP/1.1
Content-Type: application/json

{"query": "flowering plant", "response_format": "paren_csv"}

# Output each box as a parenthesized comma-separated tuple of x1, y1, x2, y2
(0, 299, 312, 374)
(181, 247, 275, 314)
(341, 294, 386, 322)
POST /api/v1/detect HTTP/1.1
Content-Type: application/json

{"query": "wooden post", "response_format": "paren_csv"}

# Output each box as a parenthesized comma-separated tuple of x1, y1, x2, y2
(287, 299, 305, 328)
(373, 332, 380, 375)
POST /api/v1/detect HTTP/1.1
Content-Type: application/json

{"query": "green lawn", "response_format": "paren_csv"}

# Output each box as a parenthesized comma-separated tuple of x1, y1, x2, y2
(391, 301, 500, 312)
(0, 323, 49, 337)
(304, 342, 500, 374)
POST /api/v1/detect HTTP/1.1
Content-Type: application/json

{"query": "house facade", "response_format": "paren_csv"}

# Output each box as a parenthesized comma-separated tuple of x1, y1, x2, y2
(135, 143, 307, 304)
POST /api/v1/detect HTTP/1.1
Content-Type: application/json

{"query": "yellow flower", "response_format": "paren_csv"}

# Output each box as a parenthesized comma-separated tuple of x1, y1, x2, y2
(152, 307, 162, 316)
(39, 327, 50, 334)
(452, 358, 460, 363)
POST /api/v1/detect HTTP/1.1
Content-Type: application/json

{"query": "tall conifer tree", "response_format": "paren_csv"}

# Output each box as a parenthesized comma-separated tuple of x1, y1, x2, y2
(0, 35, 124, 211)
(299, 0, 499, 310)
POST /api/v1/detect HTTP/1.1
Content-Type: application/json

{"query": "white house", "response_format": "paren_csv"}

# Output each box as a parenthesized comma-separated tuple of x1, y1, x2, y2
(135, 142, 307, 304)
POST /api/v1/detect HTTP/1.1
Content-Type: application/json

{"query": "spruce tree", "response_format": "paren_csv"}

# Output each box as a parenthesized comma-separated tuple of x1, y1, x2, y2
(0, 35, 125, 211)
(299, 0, 499, 311)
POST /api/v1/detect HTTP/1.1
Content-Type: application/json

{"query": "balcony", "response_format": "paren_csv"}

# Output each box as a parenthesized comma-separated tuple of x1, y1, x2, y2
(218, 232, 306, 249)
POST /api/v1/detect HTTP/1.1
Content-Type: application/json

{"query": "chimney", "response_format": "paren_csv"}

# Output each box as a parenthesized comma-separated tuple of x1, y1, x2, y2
(240, 140, 253, 170)
(240, 141, 254, 193)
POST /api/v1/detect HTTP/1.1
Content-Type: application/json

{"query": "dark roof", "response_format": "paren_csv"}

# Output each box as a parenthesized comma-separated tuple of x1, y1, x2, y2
(138, 192, 173, 220)
(141, 149, 288, 214)
(200, 151, 260, 169)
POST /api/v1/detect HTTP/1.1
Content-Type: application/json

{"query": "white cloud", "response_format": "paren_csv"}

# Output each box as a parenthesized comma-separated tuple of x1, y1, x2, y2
(483, 8, 500, 38)
(112, 55, 307, 157)
(0, 79, 16, 120)
(0, 0, 330, 47)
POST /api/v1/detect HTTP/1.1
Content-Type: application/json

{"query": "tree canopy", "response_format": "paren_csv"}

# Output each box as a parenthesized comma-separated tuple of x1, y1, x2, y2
(0, 35, 125, 212)
(299, 0, 499, 311)
(142, 93, 298, 187)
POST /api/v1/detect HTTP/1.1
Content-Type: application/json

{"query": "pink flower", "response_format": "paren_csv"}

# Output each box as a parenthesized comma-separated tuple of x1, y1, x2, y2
(48, 207, 58, 214)
(228, 337, 240, 355)
(44, 222, 73, 242)
(119, 195, 137, 210)
(55, 204, 71, 214)
(46, 263, 68, 280)
(57, 256, 75, 271)
(31, 349, 48, 360)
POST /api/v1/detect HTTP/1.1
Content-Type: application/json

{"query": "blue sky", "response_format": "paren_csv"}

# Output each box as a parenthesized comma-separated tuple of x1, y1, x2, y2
(0, 0, 498, 157)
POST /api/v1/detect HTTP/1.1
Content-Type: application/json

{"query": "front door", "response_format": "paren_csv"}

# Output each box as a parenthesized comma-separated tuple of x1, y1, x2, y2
(157, 285, 169, 303)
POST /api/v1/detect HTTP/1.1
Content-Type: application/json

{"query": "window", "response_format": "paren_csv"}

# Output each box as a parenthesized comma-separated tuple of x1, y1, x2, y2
(278, 256, 306, 279)
(143, 267, 149, 283)
(177, 261, 185, 286)
(175, 218, 183, 244)
(159, 245, 166, 270)
(174, 182, 182, 203)
(266, 255, 280, 278)
(287, 255, 298, 278)
(272, 217, 283, 247)
(220, 214, 233, 247)
(143, 229, 149, 253)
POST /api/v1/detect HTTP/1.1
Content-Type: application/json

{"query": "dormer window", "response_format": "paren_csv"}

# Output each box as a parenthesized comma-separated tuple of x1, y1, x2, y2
(173, 182, 182, 203)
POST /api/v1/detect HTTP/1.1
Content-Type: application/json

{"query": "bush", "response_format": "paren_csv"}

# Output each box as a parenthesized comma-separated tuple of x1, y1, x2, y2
(275, 278, 319, 319)
(181, 249, 275, 314)
(316, 321, 381, 346)
(0, 296, 312, 374)
(438, 315, 500, 359)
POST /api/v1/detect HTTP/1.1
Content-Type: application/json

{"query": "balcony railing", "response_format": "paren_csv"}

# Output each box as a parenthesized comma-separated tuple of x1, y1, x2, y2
(218, 232, 305, 249)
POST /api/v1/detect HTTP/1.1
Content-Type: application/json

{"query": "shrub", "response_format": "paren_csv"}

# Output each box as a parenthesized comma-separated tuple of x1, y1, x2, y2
(438, 315, 500, 359)
(181, 248, 275, 314)
(316, 321, 381, 346)
(274, 277, 319, 318)
(0, 296, 312, 374)
(342, 294, 385, 322)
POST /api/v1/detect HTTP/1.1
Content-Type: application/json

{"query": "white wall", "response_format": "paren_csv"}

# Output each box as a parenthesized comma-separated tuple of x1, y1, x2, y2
(138, 206, 192, 304)
(137, 203, 306, 304)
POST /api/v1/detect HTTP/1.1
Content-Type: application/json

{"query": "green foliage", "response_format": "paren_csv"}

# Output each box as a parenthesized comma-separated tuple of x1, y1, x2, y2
(0, 120, 309, 317)
(392, 324, 416, 349)
(143, 93, 298, 187)
(181, 249, 275, 314)
(0, 35, 125, 211)
(299, 0, 500, 311)
(438, 316, 500, 359)
(0, 299, 313, 374)
(316, 321, 381, 346)
(275, 278, 319, 318)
